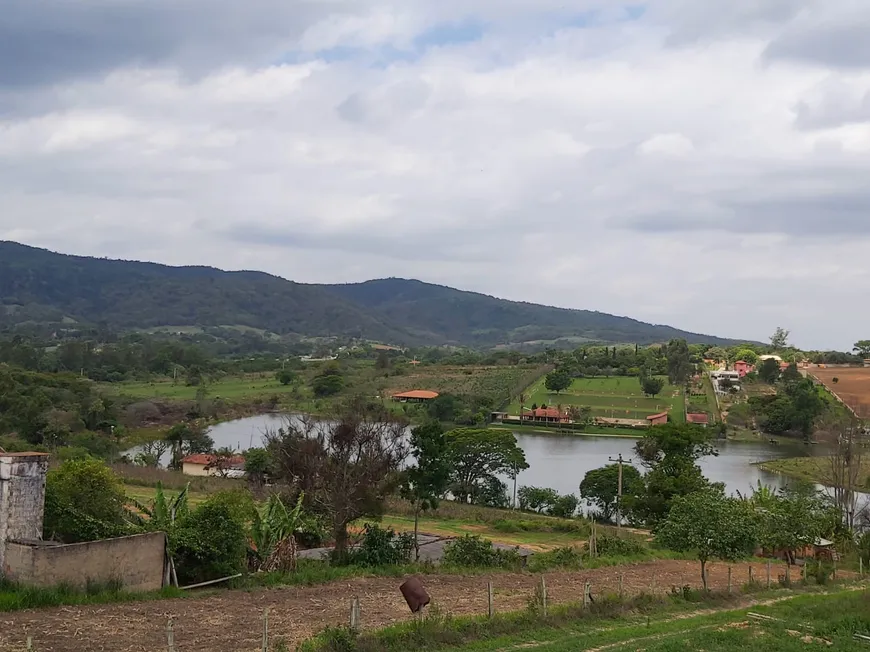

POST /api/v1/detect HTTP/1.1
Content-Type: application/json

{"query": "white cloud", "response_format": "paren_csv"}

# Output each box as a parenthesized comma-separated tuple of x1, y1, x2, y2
(2, 1, 870, 349)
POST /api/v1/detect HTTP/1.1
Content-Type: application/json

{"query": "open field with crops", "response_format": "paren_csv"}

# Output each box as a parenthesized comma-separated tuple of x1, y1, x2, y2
(0, 559, 811, 651)
(508, 376, 685, 423)
(102, 363, 547, 410)
(809, 367, 870, 418)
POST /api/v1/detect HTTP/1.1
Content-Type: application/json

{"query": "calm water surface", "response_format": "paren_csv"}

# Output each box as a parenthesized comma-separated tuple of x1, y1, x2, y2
(190, 415, 814, 497)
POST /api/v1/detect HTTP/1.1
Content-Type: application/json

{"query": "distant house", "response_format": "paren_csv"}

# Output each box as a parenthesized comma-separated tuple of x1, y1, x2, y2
(686, 413, 709, 426)
(182, 453, 245, 477)
(521, 407, 570, 424)
(646, 412, 668, 426)
(392, 390, 439, 403)
(733, 361, 754, 378)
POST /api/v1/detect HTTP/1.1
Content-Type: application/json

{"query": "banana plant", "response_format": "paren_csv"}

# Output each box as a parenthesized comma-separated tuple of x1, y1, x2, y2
(249, 492, 304, 571)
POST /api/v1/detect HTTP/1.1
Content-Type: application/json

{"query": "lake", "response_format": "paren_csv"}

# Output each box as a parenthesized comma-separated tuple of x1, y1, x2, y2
(186, 414, 812, 497)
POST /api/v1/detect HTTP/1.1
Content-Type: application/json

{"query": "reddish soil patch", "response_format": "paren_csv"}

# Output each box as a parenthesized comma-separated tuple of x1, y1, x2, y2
(810, 367, 870, 418)
(0, 560, 795, 652)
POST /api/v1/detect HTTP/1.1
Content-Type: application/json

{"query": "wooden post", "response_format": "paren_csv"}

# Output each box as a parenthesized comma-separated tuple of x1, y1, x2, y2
(785, 564, 791, 584)
(618, 573, 624, 599)
(540, 576, 548, 616)
(585, 582, 591, 608)
(766, 561, 771, 589)
(749, 566, 754, 586)
(350, 597, 360, 631)
(25, 637, 32, 652)
(860, 557, 864, 578)
(727, 566, 732, 594)
(833, 559, 838, 581)
(487, 582, 494, 619)
(261, 607, 269, 652)
(166, 617, 176, 652)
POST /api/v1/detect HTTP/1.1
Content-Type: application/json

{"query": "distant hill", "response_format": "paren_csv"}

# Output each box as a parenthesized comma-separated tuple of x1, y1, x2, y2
(0, 242, 741, 347)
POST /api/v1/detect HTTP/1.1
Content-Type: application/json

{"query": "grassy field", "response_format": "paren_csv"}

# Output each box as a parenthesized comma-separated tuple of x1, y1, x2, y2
(756, 456, 870, 489)
(508, 376, 685, 423)
(103, 363, 547, 411)
(428, 588, 870, 652)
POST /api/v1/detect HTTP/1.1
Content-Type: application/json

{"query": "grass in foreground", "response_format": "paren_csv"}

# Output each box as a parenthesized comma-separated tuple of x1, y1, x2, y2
(0, 578, 185, 613)
(300, 585, 870, 652)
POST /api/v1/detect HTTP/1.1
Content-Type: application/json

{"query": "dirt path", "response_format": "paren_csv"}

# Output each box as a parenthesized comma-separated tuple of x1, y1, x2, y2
(0, 560, 797, 652)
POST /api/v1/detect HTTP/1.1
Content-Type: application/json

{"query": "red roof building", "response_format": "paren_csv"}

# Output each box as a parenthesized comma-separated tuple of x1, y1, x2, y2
(520, 407, 570, 423)
(646, 412, 669, 426)
(686, 413, 710, 426)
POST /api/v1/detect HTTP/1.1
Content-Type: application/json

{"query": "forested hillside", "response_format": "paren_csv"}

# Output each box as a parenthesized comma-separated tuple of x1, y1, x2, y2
(0, 242, 739, 347)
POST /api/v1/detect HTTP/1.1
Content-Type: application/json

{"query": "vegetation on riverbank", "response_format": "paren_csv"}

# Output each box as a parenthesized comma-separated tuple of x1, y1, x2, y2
(756, 456, 870, 489)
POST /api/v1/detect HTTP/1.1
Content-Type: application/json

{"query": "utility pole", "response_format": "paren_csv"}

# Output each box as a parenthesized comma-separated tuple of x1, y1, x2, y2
(608, 453, 625, 529)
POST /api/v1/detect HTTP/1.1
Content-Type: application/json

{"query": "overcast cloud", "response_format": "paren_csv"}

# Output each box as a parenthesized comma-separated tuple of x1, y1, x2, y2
(2, 0, 870, 350)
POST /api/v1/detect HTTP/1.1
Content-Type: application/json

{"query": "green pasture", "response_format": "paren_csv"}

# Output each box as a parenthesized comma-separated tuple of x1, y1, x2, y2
(102, 375, 302, 401)
(508, 375, 685, 423)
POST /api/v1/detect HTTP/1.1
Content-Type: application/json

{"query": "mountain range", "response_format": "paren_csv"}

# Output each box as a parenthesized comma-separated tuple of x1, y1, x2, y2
(0, 241, 742, 348)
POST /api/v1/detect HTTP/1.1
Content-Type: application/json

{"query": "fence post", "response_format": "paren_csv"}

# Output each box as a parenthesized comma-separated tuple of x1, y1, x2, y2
(618, 573, 624, 600)
(749, 566, 754, 586)
(727, 566, 732, 595)
(766, 561, 771, 589)
(350, 597, 360, 631)
(261, 607, 269, 652)
(26, 637, 32, 652)
(585, 582, 591, 608)
(487, 582, 494, 619)
(860, 557, 864, 578)
(785, 564, 791, 585)
(540, 576, 548, 616)
(166, 617, 176, 652)
(651, 572, 656, 594)
(833, 558, 837, 581)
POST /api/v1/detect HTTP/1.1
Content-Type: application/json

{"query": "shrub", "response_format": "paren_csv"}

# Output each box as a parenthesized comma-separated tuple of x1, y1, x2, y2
(548, 494, 579, 519)
(595, 534, 647, 557)
(518, 486, 560, 513)
(173, 498, 248, 585)
(341, 524, 414, 567)
(528, 546, 584, 572)
(43, 457, 130, 543)
(442, 535, 522, 569)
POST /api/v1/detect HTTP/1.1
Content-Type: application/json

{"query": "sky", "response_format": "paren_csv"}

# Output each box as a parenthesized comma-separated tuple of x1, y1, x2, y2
(2, 1, 870, 351)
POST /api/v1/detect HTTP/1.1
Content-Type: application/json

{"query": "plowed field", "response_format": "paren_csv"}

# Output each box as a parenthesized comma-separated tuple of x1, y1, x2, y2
(810, 367, 870, 418)
(0, 559, 795, 652)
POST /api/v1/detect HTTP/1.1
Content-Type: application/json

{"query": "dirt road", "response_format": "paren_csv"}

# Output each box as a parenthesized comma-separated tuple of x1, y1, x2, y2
(0, 560, 791, 652)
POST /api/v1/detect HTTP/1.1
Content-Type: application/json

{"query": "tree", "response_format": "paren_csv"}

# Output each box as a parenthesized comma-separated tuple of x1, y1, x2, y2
(641, 376, 665, 397)
(244, 447, 272, 492)
(276, 369, 297, 386)
(517, 486, 560, 513)
(706, 347, 726, 363)
(853, 341, 870, 358)
(579, 463, 643, 522)
(657, 490, 758, 591)
(545, 369, 571, 394)
(549, 494, 579, 519)
(733, 349, 758, 366)
(567, 405, 592, 427)
(666, 339, 691, 385)
(634, 423, 717, 469)
(312, 373, 343, 397)
(43, 458, 129, 543)
(444, 428, 529, 504)
(400, 421, 451, 560)
(750, 483, 838, 565)
(173, 496, 248, 584)
(166, 422, 214, 470)
(375, 351, 391, 370)
(770, 327, 790, 350)
(816, 415, 865, 530)
(758, 358, 781, 384)
(264, 405, 408, 556)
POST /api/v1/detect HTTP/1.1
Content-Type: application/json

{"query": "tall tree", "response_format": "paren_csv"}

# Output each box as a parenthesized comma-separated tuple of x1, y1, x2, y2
(758, 358, 781, 384)
(545, 369, 571, 394)
(657, 489, 758, 591)
(265, 405, 408, 556)
(444, 428, 528, 504)
(640, 376, 665, 397)
(665, 339, 691, 385)
(579, 463, 643, 522)
(770, 327, 790, 350)
(400, 421, 450, 560)
(853, 341, 870, 358)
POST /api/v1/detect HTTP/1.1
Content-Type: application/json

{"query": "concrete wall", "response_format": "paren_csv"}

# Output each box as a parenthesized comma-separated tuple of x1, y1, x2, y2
(0, 453, 49, 570)
(3, 532, 166, 592)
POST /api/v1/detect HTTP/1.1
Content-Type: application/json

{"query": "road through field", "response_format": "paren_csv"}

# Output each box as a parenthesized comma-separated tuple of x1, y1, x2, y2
(0, 560, 796, 652)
